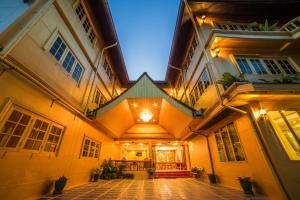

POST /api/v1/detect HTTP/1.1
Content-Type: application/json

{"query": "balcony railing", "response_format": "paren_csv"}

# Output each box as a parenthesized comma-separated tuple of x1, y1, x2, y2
(281, 16, 300, 33)
(155, 162, 186, 170)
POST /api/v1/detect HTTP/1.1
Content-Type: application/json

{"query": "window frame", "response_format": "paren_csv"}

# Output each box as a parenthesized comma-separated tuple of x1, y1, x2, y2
(80, 135, 101, 159)
(93, 87, 107, 106)
(233, 55, 299, 76)
(214, 122, 246, 163)
(0, 102, 65, 156)
(47, 34, 85, 86)
(73, 1, 97, 45)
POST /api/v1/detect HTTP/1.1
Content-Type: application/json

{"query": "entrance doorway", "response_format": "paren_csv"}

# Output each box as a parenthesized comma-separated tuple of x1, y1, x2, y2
(153, 145, 186, 170)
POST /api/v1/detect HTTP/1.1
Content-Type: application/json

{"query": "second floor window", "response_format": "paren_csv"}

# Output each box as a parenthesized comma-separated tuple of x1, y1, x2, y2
(49, 35, 84, 84)
(75, 2, 96, 44)
(184, 36, 198, 71)
(214, 123, 245, 162)
(93, 88, 107, 106)
(235, 56, 298, 76)
(103, 59, 113, 81)
(189, 68, 211, 106)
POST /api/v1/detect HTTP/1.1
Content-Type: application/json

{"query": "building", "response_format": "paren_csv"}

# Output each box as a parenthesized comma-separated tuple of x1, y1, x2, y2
(0, 0, 299, 200)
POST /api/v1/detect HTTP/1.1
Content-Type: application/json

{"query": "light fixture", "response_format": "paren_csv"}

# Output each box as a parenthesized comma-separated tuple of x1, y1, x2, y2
(280, 110, 285, 113)
(133, 103, 138, 108)
(140, 109, 153, 122)
(259, 109, 267, 116)
(212, 48, 220, 58)
(138, 143, 144, 146)
(116, 89, 121, 94)
(152, 119, 156, 122)
(201, 15, 206, 20)
(153, 103, 158, 107)
(137, 119, 141, 122)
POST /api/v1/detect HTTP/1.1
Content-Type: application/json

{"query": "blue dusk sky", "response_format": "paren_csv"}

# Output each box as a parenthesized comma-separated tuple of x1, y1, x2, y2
(108, 0, 180, 81)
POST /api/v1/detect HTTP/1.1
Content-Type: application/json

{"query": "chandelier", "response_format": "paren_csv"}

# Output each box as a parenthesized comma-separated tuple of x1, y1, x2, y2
(139, 109, 153, 122)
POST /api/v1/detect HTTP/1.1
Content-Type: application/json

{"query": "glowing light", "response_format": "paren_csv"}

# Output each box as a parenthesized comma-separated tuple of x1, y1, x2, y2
(137, 119, 141, 122)
(116, 89, 121, 94)
(156, 143, 162, 145)
(140, 109, 153, 122)
(212, 48, 220, 57)
(152, 119, 156, 122)
(138, 143, 144, 146)
(133, 103, 138, 108)
(201, 15, 206, 20)
(259, 109, 267, 115)
(281, 110, 285, 113)
(153, 103, 158, 107)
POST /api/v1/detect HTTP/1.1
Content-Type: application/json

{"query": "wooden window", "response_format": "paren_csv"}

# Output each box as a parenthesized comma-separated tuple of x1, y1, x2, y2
(235, 56, 298, 76)
(74, 1, 96, 44)
(0, 110, 31, 148)
(249, 59, 267, 74)
(214, 123, 245, 162)
(23, 119, 49, 150)
(236, 57, 252, 74)
(103, 59, 113, 81)
(93, 88, 106, 106)
(267, 111, 300, 160)
(49, 36, 66, 61)
(81, 136, 101, 158)
(49, 35, 85, 84)
(72, 63, 84, 82)
(75, 2, 85, 20)
(44, 125, 63, 152)
(0, 107, 64, 154)
(189, 68, 211, 106)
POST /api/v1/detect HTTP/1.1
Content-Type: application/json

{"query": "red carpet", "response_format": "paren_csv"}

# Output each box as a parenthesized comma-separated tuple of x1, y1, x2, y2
(154, 170, 191, 178)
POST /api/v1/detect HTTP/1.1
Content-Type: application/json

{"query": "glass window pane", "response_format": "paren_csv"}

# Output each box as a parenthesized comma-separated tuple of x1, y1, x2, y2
(236, 58, 252, 74)
(268, 111, 300, 160)
(228, 123, 245, 161)
(215, 132, 227, 162)
(221, 128, 235, 161)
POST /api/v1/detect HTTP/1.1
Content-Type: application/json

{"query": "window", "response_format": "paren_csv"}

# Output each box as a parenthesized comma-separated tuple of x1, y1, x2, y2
(235, 56, 297, 76)
(62, 51, 75, 73)
(0, 110, 31, 148)
(50, 36, 66, 61)
(0, 107, 64, 153)
(23, 119, 49, 150)
(75, 2, 85, 20)
(249, 59, 267, 74)
(236, 57, 252, 74)
(184, 36, 198, 71)
(81, 136, 101, 158)
(72, 63, 83, 82)
(93, 88, 106, 106)
(44, 125, 63, 152)
(74, 2, 96, 44)
(103, 59, 113, 81)
(267, 111, 300, 160)
(189, 68, 212, 106)
(49, 35, 85, 84)
(214, 123, 245, 162)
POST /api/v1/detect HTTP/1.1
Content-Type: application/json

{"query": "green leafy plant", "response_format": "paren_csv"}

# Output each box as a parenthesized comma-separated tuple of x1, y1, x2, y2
(221, 72, 238, 88)
(273, 74, 298, 83)
(248, 19, 278, 31)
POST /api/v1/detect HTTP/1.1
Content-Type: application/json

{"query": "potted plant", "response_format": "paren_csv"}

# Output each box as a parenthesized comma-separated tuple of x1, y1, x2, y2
(208, 173, 217, 184)
(92, 168, 102, 182)
(101, 159, 112, 179)
(147, 167, 156, 179)
(53, 176, 67, 195)
(191, 167, 203, 178)
(238, 177, 254, 195)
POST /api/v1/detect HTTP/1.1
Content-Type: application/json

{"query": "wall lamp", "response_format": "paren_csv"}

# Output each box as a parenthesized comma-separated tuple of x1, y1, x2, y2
(211, 48, 220, 58)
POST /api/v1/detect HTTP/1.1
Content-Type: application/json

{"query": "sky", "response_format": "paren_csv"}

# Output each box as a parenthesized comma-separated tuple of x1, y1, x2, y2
(108, 0, 180, 81)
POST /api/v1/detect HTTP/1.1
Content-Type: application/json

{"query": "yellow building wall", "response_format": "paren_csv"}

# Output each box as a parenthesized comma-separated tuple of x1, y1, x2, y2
(207, 114, 284, 200)
(0, 66, 120, 200)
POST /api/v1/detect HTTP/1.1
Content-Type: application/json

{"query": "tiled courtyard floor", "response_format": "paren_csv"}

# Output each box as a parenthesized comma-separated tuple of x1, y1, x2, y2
(38, 178, 267, 200)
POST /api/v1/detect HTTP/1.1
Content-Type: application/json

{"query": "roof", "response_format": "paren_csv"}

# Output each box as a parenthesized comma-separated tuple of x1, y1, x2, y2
(166, 0, 300, 85)
(96, 73, 195, 116)
(94, 73, 197, 139)
(87, 0, 129, 86)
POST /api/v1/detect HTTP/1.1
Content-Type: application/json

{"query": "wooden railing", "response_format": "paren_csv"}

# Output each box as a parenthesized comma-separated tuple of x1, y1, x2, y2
(112, 160, 152, 171)
(156, 162, 186, 170)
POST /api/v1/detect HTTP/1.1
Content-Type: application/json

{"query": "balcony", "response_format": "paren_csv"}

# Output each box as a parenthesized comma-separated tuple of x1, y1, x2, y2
(280, 16, 300, 38)
(206, 22, 295, 50)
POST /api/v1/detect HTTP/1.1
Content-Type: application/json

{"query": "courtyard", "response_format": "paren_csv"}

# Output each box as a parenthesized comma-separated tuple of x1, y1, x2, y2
(38, 179, 266, 200)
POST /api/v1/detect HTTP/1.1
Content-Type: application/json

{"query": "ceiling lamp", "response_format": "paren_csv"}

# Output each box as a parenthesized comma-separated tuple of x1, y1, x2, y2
(140, 109, 153, 122)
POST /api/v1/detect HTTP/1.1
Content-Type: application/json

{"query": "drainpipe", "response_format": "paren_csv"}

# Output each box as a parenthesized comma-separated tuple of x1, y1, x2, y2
(188, 127, 215, 174)
(182, 0, 247, 115)
(84, 42, 117, 114)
